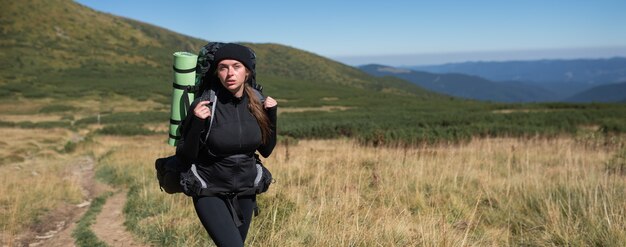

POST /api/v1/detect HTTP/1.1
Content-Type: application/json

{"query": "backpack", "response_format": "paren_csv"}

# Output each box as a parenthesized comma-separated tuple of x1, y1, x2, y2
(156, 42, 272, 196)
(154, 152, 273, 226)
(155, 153, 272, 195)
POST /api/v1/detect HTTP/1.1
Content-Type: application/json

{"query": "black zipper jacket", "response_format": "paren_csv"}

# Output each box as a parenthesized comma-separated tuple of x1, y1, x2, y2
(176, 88, 277, 193)
(177, 89, 277, 160)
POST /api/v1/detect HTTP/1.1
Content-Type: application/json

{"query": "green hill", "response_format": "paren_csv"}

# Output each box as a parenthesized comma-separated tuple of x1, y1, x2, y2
(565, 82, 626, 103)
(0, 0, 438, 103)
(0, 0, 204, 99)
(1, 0, 624, 144)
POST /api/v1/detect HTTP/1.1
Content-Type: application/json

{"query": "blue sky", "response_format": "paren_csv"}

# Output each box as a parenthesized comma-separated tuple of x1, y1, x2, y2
(75, 0, 626, 66)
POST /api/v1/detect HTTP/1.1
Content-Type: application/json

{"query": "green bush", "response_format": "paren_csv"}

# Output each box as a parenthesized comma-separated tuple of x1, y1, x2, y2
(38, 104, 77, 113)
(601, 119, 626, 134)
(63, 141, 77, 153)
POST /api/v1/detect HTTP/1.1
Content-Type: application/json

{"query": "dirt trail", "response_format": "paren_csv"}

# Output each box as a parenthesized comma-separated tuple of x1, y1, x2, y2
(92, 191, 149, 247)
(24, 203, 85, 247)
(22, 155, 104, 247)
(21, 155, 148, 247)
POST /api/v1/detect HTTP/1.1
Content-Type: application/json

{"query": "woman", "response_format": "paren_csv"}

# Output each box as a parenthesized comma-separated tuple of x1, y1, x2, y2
(178, 43, 277, 246)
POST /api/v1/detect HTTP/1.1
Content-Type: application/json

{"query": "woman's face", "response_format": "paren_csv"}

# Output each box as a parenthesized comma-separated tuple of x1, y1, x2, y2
(216, 59, 249, 97)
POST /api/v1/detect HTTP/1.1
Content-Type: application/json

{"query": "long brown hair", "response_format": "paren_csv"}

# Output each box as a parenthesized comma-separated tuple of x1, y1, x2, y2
(245, 84, 271, 144)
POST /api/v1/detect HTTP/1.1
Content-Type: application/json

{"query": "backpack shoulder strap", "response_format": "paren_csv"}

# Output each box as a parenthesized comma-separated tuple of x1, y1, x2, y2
(201, 88, 218, 143)
(253, 87, 265, 103)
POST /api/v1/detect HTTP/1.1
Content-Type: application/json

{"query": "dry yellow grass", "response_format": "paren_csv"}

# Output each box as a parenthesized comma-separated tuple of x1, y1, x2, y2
(92, 135, 625, 246)
(2, 123, 624, 246)
(0, 98, 55, 114)
(250, 138, 624, 246)
(0, 127, 76, 165)
(0, 127, 84, 244)
(0, 95, 166, 126)
(0, 114, 64, 123)
(2, 89, 623, 246)
(278, 106, 353, 114)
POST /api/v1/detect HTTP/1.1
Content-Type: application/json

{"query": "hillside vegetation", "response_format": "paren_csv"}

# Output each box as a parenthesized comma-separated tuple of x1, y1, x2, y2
(566, 82, 626, 103)
(1, 0, 625, 146)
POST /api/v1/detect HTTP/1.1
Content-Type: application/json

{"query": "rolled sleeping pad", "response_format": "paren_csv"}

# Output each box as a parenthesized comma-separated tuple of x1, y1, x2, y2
(168, 51, 198, 146)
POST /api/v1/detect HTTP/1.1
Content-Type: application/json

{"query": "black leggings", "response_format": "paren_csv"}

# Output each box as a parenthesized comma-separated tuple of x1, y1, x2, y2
(193, 195, 256, 247)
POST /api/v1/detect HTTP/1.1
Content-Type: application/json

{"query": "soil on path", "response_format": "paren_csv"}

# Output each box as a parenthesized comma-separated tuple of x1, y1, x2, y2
(19, 155, 148, 247)
(20, 156, 105, 247)
(92, 191, 150, 247)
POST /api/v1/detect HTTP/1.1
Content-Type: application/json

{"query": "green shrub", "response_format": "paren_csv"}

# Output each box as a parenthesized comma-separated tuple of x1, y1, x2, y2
(601, 119, 626, 134)
(38, 104, 77, 113)
(63, 141, 77, 153)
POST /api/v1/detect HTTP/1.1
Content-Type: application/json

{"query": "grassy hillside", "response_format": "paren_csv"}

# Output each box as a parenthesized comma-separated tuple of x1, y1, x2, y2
(1, 0, 625, 146)
(0, 0, 437, 102)
(0, 0, 205, 100)
(0, 0, 211, 70)
(565, 82, 626, 103)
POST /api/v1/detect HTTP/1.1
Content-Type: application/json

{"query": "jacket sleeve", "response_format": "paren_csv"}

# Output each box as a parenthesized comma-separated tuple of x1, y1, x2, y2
(257, 106, 277, 158)
(175, 100, 205, 164)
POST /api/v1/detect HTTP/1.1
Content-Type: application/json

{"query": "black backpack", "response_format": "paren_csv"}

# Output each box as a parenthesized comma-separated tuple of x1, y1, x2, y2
(155, 42, 272, 195)
(155, 153, 272, 195)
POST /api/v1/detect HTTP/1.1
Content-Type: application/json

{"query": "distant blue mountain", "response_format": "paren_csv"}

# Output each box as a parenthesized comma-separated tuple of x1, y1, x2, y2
(406, 57, 626, 99)
(359, 64, 556, 102)
(564, 82, 626, 103)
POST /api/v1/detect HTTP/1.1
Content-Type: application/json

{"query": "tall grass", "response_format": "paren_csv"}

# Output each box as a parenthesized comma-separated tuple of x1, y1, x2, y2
(94, 134, 625, 246)
(93, 136, 208, 246)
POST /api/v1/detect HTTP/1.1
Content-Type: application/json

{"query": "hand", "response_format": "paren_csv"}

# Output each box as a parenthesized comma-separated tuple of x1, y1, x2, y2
(264, 96, 277, 109)
(193, 101, 212, 119)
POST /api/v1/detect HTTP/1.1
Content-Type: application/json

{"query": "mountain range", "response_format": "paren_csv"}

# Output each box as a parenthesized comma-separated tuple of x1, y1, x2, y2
(359, 64, 556, 102)
(405, 58, 626, 101)
(360, 59, 626, 103)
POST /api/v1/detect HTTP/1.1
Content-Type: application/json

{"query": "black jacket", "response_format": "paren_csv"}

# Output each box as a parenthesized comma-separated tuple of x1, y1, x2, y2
(176, 87, 277, 193)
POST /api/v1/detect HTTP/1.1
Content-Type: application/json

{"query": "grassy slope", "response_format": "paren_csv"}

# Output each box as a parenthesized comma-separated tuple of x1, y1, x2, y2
(0, 0, 206, 101)
(0, 0, 439, 101)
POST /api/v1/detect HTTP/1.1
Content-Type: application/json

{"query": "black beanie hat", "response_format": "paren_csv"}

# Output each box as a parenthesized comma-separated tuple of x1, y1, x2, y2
(213, 43, 254, 71)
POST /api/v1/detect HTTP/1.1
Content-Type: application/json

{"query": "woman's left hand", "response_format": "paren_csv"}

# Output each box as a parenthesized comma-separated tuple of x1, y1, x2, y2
(264, 96, 277, 109)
